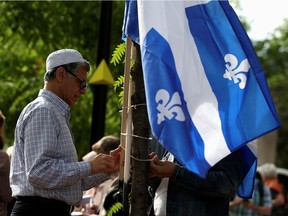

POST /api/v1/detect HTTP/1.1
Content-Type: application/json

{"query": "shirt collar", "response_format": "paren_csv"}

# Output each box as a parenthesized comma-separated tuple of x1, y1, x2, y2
(38, 89, 70, 121)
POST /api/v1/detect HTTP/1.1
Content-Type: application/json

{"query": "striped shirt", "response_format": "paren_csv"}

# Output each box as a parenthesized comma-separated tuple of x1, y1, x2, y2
(10, 89, 110, 205)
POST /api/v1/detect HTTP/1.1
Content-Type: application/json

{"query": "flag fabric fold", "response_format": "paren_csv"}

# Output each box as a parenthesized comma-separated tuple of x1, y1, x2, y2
(123, 0, 280, 198)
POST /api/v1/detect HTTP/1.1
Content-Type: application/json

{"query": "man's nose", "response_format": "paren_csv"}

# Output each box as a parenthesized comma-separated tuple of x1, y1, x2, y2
(80, 87, 86, 94)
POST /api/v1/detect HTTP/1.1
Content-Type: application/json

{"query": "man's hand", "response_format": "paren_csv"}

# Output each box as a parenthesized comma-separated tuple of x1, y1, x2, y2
(89, 148, 120, 174)
(149, 152, 175, 178)
(110, 145, 121, 171)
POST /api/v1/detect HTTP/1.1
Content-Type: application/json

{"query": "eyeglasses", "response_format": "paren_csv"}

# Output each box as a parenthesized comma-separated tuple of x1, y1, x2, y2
(65, 69, 86, 89)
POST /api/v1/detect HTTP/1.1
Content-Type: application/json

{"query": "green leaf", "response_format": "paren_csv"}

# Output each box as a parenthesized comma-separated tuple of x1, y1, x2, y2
(110, 42, 126, 66)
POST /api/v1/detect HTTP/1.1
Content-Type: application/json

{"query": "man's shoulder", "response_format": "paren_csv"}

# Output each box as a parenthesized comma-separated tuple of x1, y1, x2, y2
(18, 97, 62, 128)
(24, 95, 59, 114)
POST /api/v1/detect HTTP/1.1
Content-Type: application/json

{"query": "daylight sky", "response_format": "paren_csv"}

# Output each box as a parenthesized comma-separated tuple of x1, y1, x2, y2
(236, 0, 288, 41)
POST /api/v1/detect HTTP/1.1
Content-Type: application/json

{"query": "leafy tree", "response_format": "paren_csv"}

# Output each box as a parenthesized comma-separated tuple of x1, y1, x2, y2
(231, 0, 288, 168)
(0, 1, 125, 156)
(253, 19, 288, 167)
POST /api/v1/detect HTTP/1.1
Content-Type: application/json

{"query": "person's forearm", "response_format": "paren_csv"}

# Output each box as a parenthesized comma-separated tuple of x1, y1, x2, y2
(272, 193, 285, 206)
(249, 204, 271, 215)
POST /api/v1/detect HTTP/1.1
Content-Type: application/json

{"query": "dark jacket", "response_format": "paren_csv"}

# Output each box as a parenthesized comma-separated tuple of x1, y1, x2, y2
(150, 148, 248, 216)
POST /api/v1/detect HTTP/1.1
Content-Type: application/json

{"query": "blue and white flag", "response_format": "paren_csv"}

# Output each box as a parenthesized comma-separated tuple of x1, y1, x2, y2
(123, 0, 280, 198)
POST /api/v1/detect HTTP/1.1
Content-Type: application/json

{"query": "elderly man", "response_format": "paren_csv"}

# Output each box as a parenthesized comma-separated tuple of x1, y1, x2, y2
(10, 49, 120, 216)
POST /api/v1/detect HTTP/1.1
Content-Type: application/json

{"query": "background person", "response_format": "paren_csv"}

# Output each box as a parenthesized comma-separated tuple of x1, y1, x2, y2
(0, 111, 12, 216)
(148, 145, 253, 216)
(10, 49, 120, 216)
(258, 163, 286, 215)
(73, 135, 120, 216)
(229, 171, 272, 216)
(6, 145, 16, 216)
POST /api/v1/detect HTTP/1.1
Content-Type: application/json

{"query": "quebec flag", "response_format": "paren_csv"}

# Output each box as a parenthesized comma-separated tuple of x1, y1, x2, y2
(123, 0, 280, 198)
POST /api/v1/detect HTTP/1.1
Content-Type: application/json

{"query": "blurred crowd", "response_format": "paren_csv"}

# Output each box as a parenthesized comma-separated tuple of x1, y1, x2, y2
(230, 162, 288, 216)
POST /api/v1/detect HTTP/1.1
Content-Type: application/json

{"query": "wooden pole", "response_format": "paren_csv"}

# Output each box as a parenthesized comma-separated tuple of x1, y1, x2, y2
(119, 37, 132, 214)
(130, 42, 150, 216)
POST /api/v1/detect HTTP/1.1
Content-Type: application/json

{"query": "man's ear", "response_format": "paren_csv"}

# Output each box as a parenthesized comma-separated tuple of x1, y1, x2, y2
(55, 67, 66, 82)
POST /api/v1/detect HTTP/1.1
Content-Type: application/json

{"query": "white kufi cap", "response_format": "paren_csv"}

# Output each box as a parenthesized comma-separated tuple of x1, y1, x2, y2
(46, 49, 88, 72)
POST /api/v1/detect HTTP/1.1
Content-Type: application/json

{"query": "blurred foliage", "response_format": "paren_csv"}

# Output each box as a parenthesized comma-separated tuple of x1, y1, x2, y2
(0, 1, 125, 157)
(232, 0, 288, 168)
(113, 75, 125, 105)
(253, 19, 288, 167)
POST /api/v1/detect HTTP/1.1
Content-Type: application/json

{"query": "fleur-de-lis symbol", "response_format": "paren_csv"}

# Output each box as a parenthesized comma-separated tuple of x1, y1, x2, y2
(155, 89, 185, 125)
(223, 54, 250, 89)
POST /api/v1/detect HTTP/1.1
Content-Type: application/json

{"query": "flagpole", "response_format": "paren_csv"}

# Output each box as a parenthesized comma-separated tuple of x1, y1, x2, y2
(119, 36, 132, 214)
(123, 70, 133, 214)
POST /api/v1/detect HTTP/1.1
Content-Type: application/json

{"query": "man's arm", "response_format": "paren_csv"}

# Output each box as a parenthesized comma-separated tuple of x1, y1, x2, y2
(150, 148, 247, 198)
